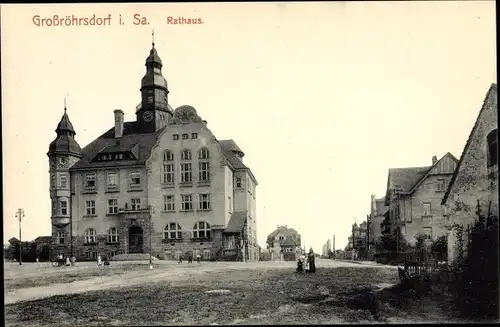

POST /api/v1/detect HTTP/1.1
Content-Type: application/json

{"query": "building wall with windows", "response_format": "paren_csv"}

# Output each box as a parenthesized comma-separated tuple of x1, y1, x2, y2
(442, 83, 498, 263)
(47, 43, 259, 261)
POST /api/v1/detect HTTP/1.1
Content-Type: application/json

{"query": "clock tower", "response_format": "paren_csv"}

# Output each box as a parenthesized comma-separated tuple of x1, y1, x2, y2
(136, 38, 173, 132)
(47, 106, 82, 256)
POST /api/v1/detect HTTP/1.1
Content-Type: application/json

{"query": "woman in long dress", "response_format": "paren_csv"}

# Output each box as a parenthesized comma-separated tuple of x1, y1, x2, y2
(307, 248, 316, 273)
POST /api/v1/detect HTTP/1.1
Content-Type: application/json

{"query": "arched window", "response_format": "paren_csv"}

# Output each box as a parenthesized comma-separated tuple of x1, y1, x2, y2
(198, 148, 210, 160)
(164, 223, 182, 240)
(85, 228, 97, 243)
(181, 149, 192, 161)
(192, 221, 211, 239)
(164, 150, 174, 162)
(487, 129, 498, 167)
(107, 228, 119, 243)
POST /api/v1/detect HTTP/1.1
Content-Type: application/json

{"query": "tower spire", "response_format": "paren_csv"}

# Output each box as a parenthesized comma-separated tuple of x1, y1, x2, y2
(64, 94, 67, 112)
(152, 29, 155, 47)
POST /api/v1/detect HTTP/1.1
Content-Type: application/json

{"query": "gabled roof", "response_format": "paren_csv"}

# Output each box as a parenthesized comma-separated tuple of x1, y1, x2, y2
(71, 122, 165, 170)
(442, 83, 498, 205)
(280, 238, 299, 247)
(408, 152, 459, 193)
(385, 166, 431, 204)
(224, 211, 247, 233)
(8, 237, 19, 244)
(267, 226, 299, 239)
(219, 139, 258, 185)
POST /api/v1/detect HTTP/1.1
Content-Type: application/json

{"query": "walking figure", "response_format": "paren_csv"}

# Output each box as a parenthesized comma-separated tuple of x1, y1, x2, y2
(196, 253, 201, 263)
(178, 254, 183, 264)
(188, 255, 193, 264)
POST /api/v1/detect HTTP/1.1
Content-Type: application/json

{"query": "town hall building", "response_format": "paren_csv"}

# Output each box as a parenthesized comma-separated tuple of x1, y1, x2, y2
(47, 41, 259, 261)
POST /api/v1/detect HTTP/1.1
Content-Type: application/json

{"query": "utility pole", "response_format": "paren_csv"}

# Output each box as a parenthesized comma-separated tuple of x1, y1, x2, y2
(15, 208, 25, 265)
(148, 204, 155, 269)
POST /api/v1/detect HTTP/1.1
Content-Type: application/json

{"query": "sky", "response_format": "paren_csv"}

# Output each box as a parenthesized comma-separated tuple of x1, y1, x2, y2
(1, 2, 497, 251)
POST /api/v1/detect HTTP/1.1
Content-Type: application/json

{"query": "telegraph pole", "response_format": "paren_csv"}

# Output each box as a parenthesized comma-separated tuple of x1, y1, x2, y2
(15, 208, 25, 265)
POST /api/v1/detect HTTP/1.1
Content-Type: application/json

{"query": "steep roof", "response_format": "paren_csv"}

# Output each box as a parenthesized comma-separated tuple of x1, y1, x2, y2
(33, 236, 52, 243)
(408, 152, 459, 193)
(71, 122, 165, 170)
(280, 238, 299, 247)
(267, 225, 299, 239)
(224, 211, 247, 233)
(442, 83, 498, 205)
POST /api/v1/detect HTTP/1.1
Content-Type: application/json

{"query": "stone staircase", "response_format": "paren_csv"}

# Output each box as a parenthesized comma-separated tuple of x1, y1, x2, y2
(110, 253, 160, 262)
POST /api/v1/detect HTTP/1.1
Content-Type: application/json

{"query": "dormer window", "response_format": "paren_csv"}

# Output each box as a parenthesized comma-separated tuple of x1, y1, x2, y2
(182, 133, 189, 140)
(487, 129, 498, 167)
(191, 133, 198, 139)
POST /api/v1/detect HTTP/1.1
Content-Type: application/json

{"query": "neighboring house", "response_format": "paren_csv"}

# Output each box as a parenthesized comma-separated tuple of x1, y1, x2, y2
(441, 83, 498, 264)
(369, 194, 388, 247)
(385, 152, 459, 246)
(266, 225, 302, 261)
(47, 42, 259, 262)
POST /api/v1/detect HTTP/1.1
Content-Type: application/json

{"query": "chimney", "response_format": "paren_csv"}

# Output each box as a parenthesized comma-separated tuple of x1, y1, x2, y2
(432, 155, 438, 165)
(114, 110, 124, 138)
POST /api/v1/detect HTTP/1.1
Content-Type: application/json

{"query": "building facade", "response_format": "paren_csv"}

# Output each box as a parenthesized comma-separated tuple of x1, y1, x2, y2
(265, 225, 302, 261)
(384, 153, 458, 246)
(442, 83, 498, 263)
(47, 43, 259, 261)
(369, 194, 388, 248)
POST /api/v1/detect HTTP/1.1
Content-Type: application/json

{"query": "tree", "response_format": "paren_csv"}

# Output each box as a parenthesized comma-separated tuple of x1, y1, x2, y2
(430, 235, 447, 262)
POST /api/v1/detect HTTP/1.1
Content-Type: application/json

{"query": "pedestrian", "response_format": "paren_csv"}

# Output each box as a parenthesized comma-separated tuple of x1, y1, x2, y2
(307, 248, 316, 273)
(196, 253, 201, 263)
(71, 255, 76, 266)
(97, 254, 102, 266)
(188, 255, 193, 264)
(296, 258, 304, 273)
(178, 254, 183, 264)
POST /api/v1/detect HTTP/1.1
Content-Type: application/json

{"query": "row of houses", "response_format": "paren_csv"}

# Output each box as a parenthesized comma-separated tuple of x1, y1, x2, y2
(368, 83, 498, 263)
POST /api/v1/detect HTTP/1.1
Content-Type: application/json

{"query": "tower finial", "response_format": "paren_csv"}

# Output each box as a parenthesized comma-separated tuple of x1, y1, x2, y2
(64, 94, 67, 112)
(152, 29, 155, 47)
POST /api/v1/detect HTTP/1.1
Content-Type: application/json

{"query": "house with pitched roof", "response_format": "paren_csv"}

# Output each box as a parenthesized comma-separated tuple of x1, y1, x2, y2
(441, 83, 498, 263)
(385, 153, 459, 246)
(47, 42, 259, 262)
(266, 225, 302, 261)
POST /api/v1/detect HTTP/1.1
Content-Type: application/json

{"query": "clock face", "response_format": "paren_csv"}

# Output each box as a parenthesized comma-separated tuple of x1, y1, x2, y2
(59, 157, 67, 165)
(143, 111, 154, 122)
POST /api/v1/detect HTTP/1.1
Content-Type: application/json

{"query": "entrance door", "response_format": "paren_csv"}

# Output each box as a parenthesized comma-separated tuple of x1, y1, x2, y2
(128, 225, 144, 253)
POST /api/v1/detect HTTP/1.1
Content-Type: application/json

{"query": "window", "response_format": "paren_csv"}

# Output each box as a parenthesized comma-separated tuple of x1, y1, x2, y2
(60, 175, 67, 189)
(279, 236, 284, 241)
(85, 173, 96, 188)
(199, 162, 210, 182)
(164, 150, 174, 162)
(182, 133, 189, 140)
(437, 179, 446, 191)
(85, 228, 97, 243)
(60, 200, 68, 216)
(181, 163, 192, 183)
(181, 194, 193, 211)
(85, 200, 96, 215)
(164, 195, 175, 211)
(423, 202, 431, 217)
(487, 129, 498, 167)
(181, 149, 192, 161)
(57, 231, 65, 244)
(162, 164, 174, 184)
(423, 227, 432, 240)
(192, 221, 211, 239)
(164, 223, 182, 240)
(107, 228, 119, 243)
(131, 198, 141, 211)
(130, 172, 141, 186)
(107, 173, 118, 188)
(173, 134, 179, 140)
(191, 133, 198, 139)
(108, 199, 118, 214)
(50, 174, 56, 189)
(199, 194, 211, 210)
(199, 148, 210, 160)
(236, 177, 242, 188)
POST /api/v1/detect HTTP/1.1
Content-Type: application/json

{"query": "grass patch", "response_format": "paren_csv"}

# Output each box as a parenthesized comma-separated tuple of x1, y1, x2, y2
(6, 267, 400, 326)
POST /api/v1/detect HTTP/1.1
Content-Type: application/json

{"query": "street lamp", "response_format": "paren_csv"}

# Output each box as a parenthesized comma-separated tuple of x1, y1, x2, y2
(148, 204, 155, 269)
(15, 208, 25, 265)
